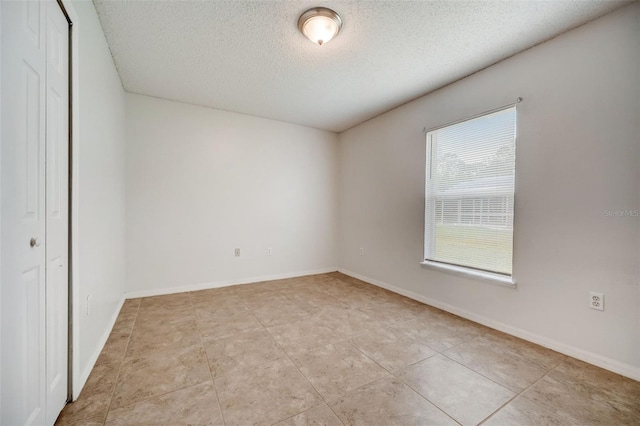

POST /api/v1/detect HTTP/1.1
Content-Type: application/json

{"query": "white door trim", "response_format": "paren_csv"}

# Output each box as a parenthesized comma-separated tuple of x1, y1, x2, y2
(45, 1, 70, 421)
(0, 1, 3, 419)
(57, 0, 81, 401)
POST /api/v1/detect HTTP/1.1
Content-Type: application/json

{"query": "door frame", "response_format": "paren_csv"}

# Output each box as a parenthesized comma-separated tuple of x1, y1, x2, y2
(56, 0, 81, 402)
(0, 0, 3, 414)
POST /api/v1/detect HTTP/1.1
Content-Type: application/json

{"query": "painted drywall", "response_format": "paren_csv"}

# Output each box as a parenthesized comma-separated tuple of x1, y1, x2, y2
(125, 94, 338, 296)
(71, 0, 126, 395)
(338, 3, 640, 377)
(0, 4, 3, 415)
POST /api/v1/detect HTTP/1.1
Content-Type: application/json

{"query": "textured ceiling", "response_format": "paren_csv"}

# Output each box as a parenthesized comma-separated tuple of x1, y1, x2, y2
(93, 0, 630, 132)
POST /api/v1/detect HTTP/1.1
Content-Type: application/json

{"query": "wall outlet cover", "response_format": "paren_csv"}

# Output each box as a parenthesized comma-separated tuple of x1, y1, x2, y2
(589, 292, 604, 311)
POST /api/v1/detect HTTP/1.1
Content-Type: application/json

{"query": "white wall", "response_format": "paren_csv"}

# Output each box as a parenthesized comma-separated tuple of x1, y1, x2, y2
(0, 3, 3, 416)
(125, 94, 338, 296)
(338, 3, 640, 378)
(71, 0, 126, 396)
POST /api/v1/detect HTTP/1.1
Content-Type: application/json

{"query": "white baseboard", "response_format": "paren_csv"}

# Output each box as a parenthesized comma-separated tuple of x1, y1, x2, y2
(338, 268, 640, 382)
(73, 297, 125, 401)
(124, 267, 339, 299)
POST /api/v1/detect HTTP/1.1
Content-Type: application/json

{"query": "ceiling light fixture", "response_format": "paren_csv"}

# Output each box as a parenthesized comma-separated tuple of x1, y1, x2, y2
(298, 7, 342, 46)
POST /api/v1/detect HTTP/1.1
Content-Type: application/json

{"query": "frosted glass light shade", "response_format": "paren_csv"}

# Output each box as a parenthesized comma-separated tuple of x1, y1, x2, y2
(298, 8, 342, 46)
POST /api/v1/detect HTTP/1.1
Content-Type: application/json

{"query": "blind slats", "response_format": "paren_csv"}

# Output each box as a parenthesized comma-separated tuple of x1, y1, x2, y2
(425, 107, 517, 276)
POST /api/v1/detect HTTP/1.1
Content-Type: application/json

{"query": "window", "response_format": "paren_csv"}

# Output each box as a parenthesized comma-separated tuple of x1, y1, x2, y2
(424, 106, 517, 278)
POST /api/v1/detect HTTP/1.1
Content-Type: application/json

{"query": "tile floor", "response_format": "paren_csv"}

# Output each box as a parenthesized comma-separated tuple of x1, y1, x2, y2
(56, 272, 640, 425)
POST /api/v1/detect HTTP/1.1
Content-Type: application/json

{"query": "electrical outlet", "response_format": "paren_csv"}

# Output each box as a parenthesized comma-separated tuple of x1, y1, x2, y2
(359, 248, 364, 256)
(86, 294, 92, 316)
(267, 247, 272, 256)
(589, 292, 604, 311)
(234, 248, 241, 257)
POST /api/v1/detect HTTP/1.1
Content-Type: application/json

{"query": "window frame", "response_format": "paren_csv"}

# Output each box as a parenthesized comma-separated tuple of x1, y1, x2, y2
(421, 106, 518, 287)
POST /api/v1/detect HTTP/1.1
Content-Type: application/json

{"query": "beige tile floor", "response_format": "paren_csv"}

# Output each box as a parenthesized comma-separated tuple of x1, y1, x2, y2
(56, 272, 640, 426)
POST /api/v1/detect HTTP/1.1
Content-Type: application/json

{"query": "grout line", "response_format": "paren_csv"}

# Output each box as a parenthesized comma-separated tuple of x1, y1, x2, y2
(347, 281, 529, 408)
(252, 316, 276, 330)
(101, 299, 141, 424)
(100, 306, 222, 418)
(290, 276, 507, 425)
(345, 320, 493, 423)
(277, 329, 365, 358)
(271, 349, 345, 424)
(345, 339, 396, 375)
(258, 294, 435, 424)
(439, 350, 516, 392)
(258, 317, 346, 425)
(325, 404, 347, 426)
(389, 368, 463, 425)
(477, 361, 562, 425)
(371, 325, 465, 424)
(200, 277, 343, 424)
(262, 323, 327, 405)
(67, 274, 635, 425)
(323, 373, 462, 426)
(268, 402, 345, 426)
(349, 329, 441, 374)
(389, 349, 439, 371)
(189, 291, 228, 426)
(100, 299, 212, 417)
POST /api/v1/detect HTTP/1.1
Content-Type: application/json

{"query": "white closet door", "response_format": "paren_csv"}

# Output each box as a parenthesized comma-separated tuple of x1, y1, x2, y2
(1, 0, 69, 424)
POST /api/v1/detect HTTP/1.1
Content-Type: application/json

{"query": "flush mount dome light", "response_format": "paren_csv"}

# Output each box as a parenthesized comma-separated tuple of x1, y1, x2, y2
(298, 7, 342, 46)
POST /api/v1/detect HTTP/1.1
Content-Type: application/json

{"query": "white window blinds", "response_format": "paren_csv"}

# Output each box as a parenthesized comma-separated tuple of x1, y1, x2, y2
(425, 106, 517, 276)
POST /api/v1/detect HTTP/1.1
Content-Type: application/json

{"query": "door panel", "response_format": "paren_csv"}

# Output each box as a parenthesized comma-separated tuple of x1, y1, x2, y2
(2, 0, 47, 424)
(47, 87, 62, 218)
(23, 265, 44, 425)
(25, 63, 43, 222)
(25, 0, 42, 48)
(45, 1, 69, 422)
(47, 256, 65, 399)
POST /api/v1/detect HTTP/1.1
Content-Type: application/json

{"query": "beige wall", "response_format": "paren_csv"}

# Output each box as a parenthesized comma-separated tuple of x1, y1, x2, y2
(338, 4, 640, 378)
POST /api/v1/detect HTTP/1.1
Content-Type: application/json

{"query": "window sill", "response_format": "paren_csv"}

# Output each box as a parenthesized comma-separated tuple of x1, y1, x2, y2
(420, 260, 516, 287)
